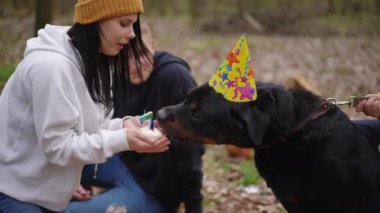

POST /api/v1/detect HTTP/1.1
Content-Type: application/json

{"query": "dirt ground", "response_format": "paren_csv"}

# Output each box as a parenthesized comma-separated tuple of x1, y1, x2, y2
(1, 16, 380, 213)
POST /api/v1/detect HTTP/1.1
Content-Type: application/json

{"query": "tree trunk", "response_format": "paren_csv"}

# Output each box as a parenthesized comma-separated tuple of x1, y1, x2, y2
(0, 0, 12, 16)
(34, 0, 53, 35)
(189, 0, 204, 25)
(327, 0, 335, 13)
(57, 0, 76, 15)
(346, 0, 362, 13)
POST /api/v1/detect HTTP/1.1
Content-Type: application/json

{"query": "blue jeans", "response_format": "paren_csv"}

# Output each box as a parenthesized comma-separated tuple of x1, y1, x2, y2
(0, 192, 68, 213)
(354, 119, 380, 151)
(67, 154, 164, 213)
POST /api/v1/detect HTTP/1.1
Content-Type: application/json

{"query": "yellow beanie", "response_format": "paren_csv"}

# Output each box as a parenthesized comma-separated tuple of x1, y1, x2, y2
(74, 0, 144, 24)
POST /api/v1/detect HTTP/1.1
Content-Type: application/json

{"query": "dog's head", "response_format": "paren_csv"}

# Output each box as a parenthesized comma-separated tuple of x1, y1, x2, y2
(158, 82, 319, 148)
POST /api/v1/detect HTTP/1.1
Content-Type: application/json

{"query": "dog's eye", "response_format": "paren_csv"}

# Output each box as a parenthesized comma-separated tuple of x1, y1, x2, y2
(190, 108, 201, 120)
(190, 102, 201, 120)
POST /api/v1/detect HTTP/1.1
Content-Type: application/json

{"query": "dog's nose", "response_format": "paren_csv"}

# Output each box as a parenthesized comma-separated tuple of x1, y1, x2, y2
(157, 108, 175, 123)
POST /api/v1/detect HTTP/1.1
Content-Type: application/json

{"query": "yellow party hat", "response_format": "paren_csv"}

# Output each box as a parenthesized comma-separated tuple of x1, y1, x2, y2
(209, 34, 257, 102)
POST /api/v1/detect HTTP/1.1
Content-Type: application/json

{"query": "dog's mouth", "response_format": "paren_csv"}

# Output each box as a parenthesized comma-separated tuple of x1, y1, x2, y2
(159, 121, 219, 145)
(159, 123, 192, 143)
(157, 105, 220, 145)
(167, 137, 189, 144)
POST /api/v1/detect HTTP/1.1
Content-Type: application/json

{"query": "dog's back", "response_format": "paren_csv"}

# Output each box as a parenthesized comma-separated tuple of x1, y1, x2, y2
(255, 86, 380, 212)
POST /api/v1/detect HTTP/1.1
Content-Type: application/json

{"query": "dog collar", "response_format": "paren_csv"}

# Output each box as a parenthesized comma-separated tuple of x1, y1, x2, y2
(258, 100, 331, 150)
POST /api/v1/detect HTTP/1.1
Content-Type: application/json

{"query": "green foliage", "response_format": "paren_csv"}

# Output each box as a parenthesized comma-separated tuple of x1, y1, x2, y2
(0, 65, 15, 88)
(222, 163, 231, 172)
(239, 160, 263, 186)
(202, 198, 213, 208)
(315, 13, 380, 34)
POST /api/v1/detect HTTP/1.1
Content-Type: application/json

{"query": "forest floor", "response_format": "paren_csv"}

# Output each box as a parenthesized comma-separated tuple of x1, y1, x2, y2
(1, 15, 380, 213)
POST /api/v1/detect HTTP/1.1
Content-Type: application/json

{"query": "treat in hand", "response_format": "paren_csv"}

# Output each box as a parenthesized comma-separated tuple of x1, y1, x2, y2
(140, 125, 163, 139)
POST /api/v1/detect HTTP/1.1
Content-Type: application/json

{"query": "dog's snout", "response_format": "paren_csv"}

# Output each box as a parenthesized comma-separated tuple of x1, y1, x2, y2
(157, 108, 175, 123)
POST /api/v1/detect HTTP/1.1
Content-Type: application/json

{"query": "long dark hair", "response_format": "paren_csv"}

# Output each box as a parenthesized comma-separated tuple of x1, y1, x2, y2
(67, 16, 149, 115)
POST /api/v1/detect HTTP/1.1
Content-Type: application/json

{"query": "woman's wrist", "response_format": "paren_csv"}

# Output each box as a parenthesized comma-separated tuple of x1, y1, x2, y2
(122, 116, 132, 128)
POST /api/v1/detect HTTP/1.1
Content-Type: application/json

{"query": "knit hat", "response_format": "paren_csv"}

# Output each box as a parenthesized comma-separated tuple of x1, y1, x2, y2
(74, 0, 144, 24)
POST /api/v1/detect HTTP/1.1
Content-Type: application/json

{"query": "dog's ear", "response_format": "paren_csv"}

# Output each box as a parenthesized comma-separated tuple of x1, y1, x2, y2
(233, 105, 270, 146)
(256, 88, 277, 111)
(241, 89, 276, 146)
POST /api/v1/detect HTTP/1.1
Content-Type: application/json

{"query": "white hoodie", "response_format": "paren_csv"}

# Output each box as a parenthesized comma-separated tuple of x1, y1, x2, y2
(0, 25, 131, 211)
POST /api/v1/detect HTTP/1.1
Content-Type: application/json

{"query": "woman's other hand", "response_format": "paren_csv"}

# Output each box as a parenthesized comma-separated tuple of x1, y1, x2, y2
(72, 184, 92, 201)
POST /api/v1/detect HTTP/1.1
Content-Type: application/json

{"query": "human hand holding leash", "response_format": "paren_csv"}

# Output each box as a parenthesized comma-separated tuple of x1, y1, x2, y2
(355, 94, 380, 119)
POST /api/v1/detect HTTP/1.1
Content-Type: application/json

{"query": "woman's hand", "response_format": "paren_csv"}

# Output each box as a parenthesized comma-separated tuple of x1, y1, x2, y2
(126, 128, 170, 153)
(123, 116, 170, 153)
(72, 184, 92, 200)
(355, 94, 380, 119)
(122, 116, 141, 129)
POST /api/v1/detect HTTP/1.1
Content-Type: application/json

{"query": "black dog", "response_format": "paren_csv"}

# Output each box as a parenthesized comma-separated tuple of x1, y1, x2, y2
(158, 82, 380, 212)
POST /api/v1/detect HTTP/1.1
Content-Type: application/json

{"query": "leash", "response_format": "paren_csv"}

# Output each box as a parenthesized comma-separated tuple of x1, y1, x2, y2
(257, 95, 374, 150)
(257, 100, 331, 150)
(325, 96, 369, 108)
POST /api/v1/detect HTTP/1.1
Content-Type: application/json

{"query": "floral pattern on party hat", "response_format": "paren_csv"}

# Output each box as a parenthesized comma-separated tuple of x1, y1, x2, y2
(209, 34, 257, 102)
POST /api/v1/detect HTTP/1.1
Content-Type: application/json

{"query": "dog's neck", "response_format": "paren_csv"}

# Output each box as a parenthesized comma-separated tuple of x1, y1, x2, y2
(258, 100, 331, 150)
(258, 89, 326, 150)
(291, 89, 324, 121)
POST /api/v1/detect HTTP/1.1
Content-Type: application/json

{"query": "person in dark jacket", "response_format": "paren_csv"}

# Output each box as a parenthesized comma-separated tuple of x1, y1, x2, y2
(112, 21, 205, 213)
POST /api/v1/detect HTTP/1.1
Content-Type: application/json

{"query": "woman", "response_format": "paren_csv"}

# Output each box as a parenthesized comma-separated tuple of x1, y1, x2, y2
(0, 0, 170, 212)
(68, 22, 204, 213)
